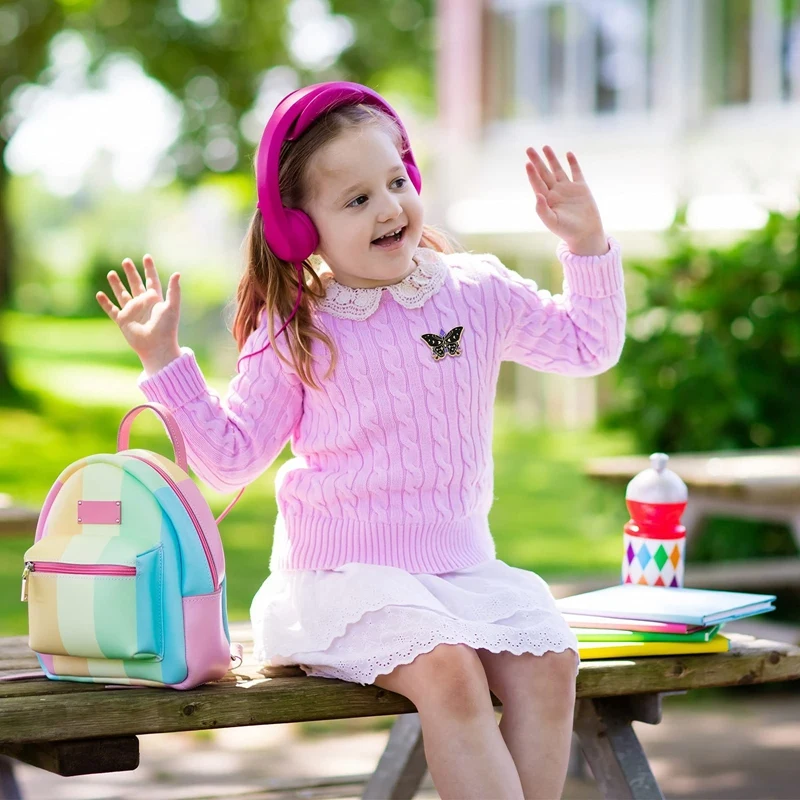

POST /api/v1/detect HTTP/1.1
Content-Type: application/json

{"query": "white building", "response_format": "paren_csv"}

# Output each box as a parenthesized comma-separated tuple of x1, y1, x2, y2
(431, 0, 800, 425)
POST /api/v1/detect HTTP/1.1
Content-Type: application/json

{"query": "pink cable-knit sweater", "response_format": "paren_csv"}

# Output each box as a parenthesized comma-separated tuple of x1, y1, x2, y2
(138, 238, 625, 574)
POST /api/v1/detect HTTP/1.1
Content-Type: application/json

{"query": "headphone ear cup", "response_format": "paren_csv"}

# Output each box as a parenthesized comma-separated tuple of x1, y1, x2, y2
(266, 208, 320, 262)
(406, 162, 422, 195)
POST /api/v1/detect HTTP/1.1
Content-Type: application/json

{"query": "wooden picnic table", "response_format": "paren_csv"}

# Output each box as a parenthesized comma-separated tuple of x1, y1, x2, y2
(586, 447, 800, 559)
(2, 622, 800, 800)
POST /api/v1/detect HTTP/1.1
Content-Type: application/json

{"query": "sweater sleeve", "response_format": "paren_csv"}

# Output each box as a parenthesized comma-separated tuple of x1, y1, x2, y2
(485, 236, 626, 376)
(136, 315, 304, 492)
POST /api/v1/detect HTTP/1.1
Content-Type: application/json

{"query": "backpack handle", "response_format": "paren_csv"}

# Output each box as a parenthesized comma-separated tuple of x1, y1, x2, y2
(117, 402, 247, 526)
(117, 402, 188, 471)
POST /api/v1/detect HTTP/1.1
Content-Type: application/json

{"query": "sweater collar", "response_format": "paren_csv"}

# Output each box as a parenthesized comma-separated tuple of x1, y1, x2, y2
(317, 247, 448, 321)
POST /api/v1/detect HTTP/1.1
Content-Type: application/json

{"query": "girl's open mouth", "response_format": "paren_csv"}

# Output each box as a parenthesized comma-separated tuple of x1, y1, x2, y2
(371, 226, 406, 250)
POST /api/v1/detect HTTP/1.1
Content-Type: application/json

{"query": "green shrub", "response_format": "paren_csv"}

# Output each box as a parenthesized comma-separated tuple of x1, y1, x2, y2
(605, 206, 800, 453)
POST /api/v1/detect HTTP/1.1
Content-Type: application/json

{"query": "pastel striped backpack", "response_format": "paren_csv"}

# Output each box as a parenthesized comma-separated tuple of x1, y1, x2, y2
(18, 403, 244, 690)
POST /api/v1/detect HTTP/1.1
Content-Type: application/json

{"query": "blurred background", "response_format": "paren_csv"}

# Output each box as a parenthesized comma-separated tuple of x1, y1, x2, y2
(2, 1, 800, 795)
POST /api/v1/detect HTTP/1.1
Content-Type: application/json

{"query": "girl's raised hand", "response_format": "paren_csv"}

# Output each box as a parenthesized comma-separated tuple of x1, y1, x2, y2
(526, 146, 608, 256)
(96, 255, 182, 371)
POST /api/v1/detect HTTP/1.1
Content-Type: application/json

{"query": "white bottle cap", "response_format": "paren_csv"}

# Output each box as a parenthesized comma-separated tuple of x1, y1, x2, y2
(625, 453, 688, 503)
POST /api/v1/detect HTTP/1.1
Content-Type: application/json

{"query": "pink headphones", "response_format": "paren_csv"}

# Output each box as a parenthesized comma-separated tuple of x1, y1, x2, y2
(237, 81, 422, 370)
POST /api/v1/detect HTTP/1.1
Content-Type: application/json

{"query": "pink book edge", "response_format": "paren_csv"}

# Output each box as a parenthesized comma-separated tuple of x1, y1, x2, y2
(562, 613, 698, 634)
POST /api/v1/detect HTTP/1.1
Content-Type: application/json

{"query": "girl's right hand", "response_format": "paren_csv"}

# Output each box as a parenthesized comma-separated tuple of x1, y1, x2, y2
(96, 255, 182, 374)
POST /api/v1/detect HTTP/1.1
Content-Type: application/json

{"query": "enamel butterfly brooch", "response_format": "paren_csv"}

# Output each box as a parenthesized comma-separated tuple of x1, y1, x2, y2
(420, 326, 464, 361)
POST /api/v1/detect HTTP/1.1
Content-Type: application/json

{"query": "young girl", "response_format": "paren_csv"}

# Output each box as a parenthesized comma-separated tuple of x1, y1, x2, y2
(96, 81, 625, 800)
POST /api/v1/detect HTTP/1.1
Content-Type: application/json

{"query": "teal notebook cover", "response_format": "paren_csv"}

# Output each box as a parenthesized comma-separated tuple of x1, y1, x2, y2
(556, 584, 776, 626)
(574, 624, 721, 643)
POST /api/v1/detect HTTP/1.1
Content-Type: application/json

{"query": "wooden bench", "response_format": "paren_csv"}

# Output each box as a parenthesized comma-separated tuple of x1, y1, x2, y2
(2, 622, 800, 800)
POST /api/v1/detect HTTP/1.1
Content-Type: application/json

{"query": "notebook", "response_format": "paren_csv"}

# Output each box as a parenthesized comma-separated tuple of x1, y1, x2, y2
(556, 584, 776, 626)
(562, 613, 705, 634)
(573, 624, 721, 643)
(578, 634, 730, 660)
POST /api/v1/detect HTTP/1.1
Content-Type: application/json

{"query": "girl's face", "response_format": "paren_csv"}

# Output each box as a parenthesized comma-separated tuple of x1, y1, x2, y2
(303, 125, 424, 289)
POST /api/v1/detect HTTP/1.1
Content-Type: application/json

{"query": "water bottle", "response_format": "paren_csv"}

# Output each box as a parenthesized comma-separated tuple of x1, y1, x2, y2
(622, 453, 688, 587)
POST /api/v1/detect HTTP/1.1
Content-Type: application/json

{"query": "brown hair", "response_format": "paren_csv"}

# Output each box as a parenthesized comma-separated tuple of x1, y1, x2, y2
(231, 103, 459, 390)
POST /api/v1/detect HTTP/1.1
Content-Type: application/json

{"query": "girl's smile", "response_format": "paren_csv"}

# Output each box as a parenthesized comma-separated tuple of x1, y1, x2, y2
(371, 225, 407, 251)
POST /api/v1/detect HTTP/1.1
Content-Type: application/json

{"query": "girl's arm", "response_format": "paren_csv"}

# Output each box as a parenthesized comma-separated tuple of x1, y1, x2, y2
(485, 239, 625, 376)
(136, 312, 304, 492)
(487, 145, 625, 376)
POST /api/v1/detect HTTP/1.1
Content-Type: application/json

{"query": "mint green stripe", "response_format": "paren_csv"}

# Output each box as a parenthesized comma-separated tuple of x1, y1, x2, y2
(120, 468, 165, 551)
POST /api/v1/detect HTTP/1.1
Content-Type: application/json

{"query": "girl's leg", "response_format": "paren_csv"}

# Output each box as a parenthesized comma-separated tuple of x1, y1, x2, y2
(476, 648, 578, 800)
(374, 643, 524, 800)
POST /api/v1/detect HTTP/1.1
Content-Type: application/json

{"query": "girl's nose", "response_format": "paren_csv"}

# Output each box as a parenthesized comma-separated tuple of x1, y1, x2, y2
(377, 193, 403, 222)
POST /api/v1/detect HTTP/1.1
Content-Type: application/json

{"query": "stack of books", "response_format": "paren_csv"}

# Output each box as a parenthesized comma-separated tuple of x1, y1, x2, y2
(555, 584, 776, 659)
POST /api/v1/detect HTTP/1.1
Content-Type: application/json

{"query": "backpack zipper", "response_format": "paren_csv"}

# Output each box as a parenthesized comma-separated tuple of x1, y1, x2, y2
(127, 454, 219, 589)
(21, 561, 136, 602)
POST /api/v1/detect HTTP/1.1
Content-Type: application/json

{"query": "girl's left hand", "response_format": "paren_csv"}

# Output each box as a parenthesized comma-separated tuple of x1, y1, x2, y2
(526, 146, 608, 256)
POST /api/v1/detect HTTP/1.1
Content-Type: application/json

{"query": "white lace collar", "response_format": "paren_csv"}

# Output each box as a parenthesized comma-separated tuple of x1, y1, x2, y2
(317, 247, 449, 321)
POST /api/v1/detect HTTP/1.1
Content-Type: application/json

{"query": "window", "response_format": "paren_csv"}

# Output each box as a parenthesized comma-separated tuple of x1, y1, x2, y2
(707, 0, 752, 106)
(587, 0, 657, 114)
(486, 0, 658, 120)
(782, 0, 800, 100)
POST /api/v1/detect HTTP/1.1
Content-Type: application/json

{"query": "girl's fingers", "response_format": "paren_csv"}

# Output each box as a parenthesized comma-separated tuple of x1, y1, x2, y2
(566, 151, 585, 183)
(107, 270, 131, 307)
(542, 145, 568, 181)
(526, 147, 555, 189)
(95, 291, 119, 322)
(525, 160, 550, 196)
(143, 254, 162, 297)
(165, 272, 181, 309)
(121, 258, 147, 296)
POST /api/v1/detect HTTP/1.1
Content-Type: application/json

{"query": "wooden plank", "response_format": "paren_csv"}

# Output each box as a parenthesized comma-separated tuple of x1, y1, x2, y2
(362, 713, 427, 800)
(0, 496, 38, 537)
(0, 736, 139, 777)
(585, 449, 800, 502)
(1, 630, 798, 746)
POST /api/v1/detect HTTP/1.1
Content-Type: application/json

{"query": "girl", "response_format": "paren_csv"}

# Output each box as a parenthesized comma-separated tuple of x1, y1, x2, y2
(96, 82, 625, 800)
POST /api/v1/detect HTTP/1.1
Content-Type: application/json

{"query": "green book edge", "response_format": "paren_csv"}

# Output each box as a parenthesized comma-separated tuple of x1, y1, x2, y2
(574, 624, 722, 643)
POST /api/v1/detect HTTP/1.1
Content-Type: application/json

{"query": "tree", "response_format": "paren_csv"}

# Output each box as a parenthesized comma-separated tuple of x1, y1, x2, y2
(0, 0, 434, 402)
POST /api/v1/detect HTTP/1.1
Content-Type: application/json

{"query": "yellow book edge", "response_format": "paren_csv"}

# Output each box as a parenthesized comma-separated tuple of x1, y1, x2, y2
(578, 634, 730, 660)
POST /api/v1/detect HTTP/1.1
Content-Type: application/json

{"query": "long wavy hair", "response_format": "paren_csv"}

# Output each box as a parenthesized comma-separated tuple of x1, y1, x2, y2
(231, 102, 459, 390)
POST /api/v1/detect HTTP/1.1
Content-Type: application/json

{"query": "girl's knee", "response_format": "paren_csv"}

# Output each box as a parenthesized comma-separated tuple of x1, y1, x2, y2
(378, 643, 491, 718)
(529, 650, 578, 714)
(482, 648, 578, 709)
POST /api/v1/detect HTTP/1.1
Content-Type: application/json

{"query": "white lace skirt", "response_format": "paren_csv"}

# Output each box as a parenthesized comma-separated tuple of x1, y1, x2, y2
(250, 558, 580, 686)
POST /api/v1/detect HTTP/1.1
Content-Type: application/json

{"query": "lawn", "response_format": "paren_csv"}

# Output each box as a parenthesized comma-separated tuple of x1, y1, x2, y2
(0, 312, 634, 636)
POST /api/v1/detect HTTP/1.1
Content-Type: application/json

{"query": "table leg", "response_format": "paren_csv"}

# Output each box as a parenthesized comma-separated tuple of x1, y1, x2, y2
(0, 757, 22, 800)
(573, 694, 664, 800)
(362, 713, 427, 800)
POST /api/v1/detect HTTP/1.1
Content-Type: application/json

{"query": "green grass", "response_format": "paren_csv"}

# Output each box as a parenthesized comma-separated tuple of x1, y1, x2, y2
(0, 312, 633, 636)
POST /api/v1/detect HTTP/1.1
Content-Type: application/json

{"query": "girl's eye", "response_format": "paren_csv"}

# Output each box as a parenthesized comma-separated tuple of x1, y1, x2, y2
(346, 178, 406, 209)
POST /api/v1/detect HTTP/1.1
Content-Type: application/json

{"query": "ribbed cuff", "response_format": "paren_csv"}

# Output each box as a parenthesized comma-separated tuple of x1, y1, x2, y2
(137, 347, 208, 409)
(556, 235, 623, 298)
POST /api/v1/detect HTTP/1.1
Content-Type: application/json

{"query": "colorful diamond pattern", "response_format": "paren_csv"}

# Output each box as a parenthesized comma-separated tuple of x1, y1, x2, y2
(621, 535, 685, 588)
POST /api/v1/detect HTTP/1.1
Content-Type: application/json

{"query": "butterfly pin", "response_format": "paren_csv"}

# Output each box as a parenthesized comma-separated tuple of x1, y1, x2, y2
(420, 326, 464, 361)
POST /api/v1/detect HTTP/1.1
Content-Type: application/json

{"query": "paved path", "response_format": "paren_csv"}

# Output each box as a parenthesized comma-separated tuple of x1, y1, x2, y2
(9, 694, 800, 799)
